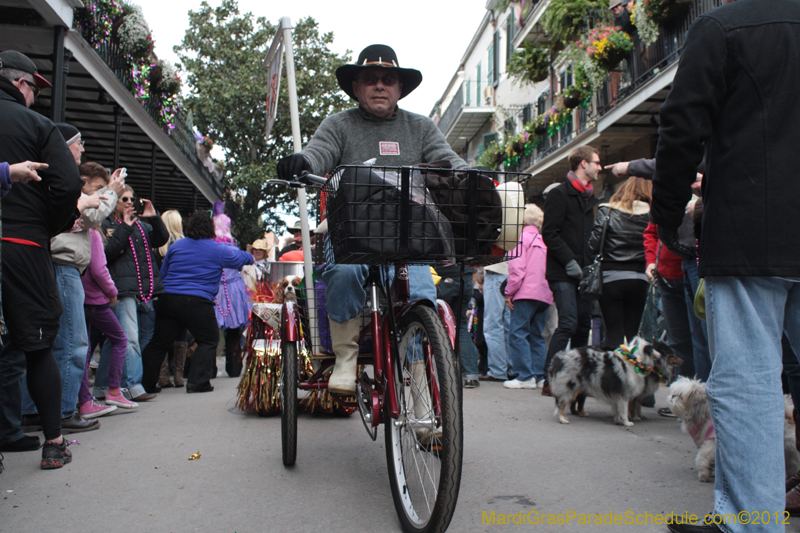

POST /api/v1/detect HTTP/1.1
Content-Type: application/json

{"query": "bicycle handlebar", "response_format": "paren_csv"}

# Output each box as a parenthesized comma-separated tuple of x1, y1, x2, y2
(267, 171, 326, 189)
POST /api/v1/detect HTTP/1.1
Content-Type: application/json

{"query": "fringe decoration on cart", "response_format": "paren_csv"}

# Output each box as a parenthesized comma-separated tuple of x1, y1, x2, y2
(236, 311, 355, 416)
(236, 326, 282, 416)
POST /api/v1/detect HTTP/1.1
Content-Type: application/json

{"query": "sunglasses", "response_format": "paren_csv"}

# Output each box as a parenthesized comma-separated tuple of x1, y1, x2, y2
(120, 196, 136, 203)
(356, 74, 399, 87)
(18, 78, 40, 97)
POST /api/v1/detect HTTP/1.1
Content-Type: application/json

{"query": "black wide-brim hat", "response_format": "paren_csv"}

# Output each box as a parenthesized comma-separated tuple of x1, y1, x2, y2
(335, 44, 422, 101)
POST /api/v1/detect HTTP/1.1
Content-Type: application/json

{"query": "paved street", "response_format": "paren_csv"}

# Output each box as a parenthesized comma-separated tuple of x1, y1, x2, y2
(1, 365, 798, 533)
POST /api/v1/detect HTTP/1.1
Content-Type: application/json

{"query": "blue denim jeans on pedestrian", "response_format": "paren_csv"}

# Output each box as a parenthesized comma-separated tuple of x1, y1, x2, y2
(508, 299, 550, 382)
(437, 274, 478, 380)
(658, 274, 695, 378)
(0, 340, 25, 444)
(94, 296, 146, 399)
(22, 264, 87, 419)
(544, 280, 592, 384)
(704, 276, 800, 533)
(682, 259, 711, 381)
(483, 271, 511, 379)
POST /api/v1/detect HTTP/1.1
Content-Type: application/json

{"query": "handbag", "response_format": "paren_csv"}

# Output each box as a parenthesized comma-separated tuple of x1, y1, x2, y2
(579, 212, 610, 301)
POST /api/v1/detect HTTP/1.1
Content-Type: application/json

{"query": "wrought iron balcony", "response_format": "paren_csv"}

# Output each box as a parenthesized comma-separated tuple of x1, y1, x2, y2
(74, 0, 223, 199)
(438, 80, 495, 149)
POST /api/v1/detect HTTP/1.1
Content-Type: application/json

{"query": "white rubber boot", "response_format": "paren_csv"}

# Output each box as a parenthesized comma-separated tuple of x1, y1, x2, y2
(411, 360, 442, 442)
(327, 318, 360, 395)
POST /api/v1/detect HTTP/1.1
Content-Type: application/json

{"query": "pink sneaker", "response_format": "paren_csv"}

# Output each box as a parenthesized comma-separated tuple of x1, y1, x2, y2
(105, 390, 138, 409)
(79, 399, 117, 419)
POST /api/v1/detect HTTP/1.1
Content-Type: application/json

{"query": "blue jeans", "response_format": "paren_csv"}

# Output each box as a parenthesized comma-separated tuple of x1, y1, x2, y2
(22, 264, 86, 418)
(0, 340, 25, 444)
(704, 276, 800, 532)
(94, 296, 146, 399)
(322, 264, 436, 323)
(658, 275, 695, 378)
(544, 280, 592, 384)
(437, 274, 478, 380)
(508, 299, 549, 382)
(683, 259, 711, 381)
(484, 271, 511, 379)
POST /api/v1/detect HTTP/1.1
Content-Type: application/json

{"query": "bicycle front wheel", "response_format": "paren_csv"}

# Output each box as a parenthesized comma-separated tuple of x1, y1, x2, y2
(385, 305, 463, 533)
(281, 340, 298, 466)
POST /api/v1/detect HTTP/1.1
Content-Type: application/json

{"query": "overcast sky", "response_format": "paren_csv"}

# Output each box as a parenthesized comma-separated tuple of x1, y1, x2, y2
(135, 0, 490, 117)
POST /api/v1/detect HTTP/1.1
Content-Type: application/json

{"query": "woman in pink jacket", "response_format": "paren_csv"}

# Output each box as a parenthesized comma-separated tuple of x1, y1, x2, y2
(503, 205, 554, 389)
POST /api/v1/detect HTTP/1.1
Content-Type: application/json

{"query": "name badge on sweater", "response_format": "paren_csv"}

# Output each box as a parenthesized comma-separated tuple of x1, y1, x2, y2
(379, 142, 400, 156)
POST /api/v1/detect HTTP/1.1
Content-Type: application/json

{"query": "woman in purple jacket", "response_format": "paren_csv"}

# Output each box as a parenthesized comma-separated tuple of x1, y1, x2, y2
(79, 226, 138, 416)
(140, 211, 253, 394)
(504, 205, 554, 390)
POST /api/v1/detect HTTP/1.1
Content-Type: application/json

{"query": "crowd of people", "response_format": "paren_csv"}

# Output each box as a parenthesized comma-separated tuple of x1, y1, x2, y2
(4, 2, 800, 529)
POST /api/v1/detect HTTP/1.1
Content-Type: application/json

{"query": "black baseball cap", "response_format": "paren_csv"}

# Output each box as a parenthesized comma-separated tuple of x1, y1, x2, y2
(0, 50, 52, 89)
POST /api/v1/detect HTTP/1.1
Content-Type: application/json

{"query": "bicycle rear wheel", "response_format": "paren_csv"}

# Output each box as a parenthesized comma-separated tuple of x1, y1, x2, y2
(281, 341, 298, 466)
(385, 305, 463, 533)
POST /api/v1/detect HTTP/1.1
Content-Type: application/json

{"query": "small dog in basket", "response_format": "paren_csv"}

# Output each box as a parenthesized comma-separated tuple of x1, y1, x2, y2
(550, 337, 679, 427)
(668, 377, 800, 482)
(273, 275, 301, 304)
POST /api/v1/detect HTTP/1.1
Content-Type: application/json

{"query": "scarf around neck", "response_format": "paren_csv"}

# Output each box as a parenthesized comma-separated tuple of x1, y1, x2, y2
(567, 171, 595, 203)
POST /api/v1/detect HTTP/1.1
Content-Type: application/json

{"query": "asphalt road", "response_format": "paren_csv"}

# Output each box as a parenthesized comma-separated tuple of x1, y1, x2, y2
(1, 365, 798, 533)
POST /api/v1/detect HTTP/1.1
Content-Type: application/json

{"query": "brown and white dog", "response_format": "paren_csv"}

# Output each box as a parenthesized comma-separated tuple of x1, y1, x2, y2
(549, 337, 681, 426)
(273, 275, 301, 304)
(668, 377, 800, 482)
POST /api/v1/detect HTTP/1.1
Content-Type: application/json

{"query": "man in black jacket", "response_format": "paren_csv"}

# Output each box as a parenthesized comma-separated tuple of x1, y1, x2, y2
(0, 50, 84, 469)
(651, 2, 800, 532)
(541, 145, 600, 395)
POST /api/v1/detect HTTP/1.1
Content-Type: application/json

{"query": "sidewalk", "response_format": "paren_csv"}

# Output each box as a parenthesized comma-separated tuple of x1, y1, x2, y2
(1, 372, 797, 532)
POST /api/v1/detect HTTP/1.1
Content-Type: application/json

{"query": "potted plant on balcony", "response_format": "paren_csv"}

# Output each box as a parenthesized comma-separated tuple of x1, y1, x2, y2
(507, 42, 552, 85)
(581, 24, 633, 72)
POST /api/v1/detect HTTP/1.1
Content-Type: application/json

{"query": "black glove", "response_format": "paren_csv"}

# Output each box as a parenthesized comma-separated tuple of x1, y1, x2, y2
(657, 225, 695, 260)
(565, 259, 583, 280)
(277, 153, 311, 181)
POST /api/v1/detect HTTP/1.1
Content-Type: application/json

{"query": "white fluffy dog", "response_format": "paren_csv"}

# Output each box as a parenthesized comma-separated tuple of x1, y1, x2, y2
(668, 377, 800, 483)
(667, 377, 716, 482)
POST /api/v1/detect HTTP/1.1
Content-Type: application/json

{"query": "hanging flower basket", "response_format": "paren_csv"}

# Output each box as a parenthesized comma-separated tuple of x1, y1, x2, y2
(506, 42, 552, 85)
(565, 96, 581, 109)
(114, 5, 154, 61)
(582, 25, 633, 72)
(641, 0, 691, 25)
(477, 141, 506, 171)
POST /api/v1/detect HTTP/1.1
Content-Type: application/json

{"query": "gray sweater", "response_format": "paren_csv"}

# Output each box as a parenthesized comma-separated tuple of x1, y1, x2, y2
(302, 106, 468, 175)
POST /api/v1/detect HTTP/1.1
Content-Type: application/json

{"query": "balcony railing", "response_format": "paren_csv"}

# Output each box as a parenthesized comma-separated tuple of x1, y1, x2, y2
(438, 84, 464, 136)
(75, 0, 222, 198)
(437, 77, 495, 137)
(596, 0, 724, 116)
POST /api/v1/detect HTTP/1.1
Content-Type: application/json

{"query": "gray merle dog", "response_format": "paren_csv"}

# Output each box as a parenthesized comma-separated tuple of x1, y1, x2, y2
(549, 337, 681, 426)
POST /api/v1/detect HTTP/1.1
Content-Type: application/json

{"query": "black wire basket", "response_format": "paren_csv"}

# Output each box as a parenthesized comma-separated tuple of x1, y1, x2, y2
(321, 165, 531, 266)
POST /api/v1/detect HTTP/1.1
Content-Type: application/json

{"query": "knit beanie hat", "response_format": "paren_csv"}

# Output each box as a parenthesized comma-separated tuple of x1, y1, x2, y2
(55, 123, 81, 146)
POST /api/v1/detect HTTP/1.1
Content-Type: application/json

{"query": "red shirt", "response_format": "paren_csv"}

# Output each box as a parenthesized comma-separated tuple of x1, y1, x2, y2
(643, 222, 684, 280)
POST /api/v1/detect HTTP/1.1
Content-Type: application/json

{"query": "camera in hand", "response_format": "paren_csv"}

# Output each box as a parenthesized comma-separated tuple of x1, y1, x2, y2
(134, 198, 146, 216)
